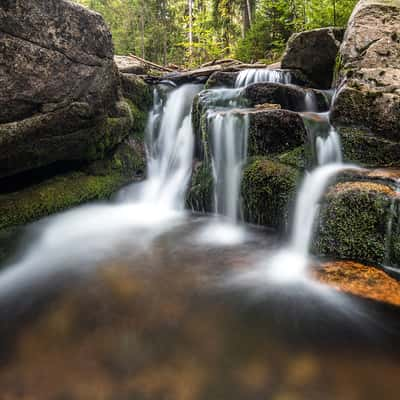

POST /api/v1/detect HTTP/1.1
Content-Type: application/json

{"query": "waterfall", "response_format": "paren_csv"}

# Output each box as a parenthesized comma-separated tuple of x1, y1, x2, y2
(304, 91, 318, 112)
(122, 84, 202, 210)
(208, 111, 249, 222)
(316, 127, 342, 165)
(235, 69, 292, 88)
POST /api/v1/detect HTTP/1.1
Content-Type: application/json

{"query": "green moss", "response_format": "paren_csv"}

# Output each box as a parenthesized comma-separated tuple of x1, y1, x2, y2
(0, 226, 21, 264)
(120, 74, 153, 112)
(125, 98, 148, 141)
(187, 162, 214, 213)
(242, 158, 299, 230)
(87, 141, 145, 179)
(0, 172, 129, 230)
(86, 108, 133, 161)
(0, 142, 145, 231)
(315, 183, 394, 265)
(276, 145, 309, 169)
(340, 127, 400, 167)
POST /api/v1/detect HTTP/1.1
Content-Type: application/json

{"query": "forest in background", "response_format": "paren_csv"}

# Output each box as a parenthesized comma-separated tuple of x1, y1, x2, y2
(75, 0, 357, 67)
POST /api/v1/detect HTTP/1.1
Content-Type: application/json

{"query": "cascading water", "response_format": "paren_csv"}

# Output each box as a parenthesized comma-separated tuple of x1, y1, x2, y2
(235, 69, 292, 88)
(208, 111, 249, 222)
(123, 84, 202, 209)
(228, 92, 356, 283)
(266, 110, 356, 281)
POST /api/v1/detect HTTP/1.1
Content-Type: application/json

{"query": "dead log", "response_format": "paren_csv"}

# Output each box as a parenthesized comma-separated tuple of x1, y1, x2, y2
(128, 54, 175, 73)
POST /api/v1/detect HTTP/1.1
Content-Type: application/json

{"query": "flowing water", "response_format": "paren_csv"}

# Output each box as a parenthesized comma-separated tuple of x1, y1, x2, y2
(208, 111, 249, 222)
(0, 74, 399, 399)
(235, 68, 292, 87)
(120, 84, 202, 209)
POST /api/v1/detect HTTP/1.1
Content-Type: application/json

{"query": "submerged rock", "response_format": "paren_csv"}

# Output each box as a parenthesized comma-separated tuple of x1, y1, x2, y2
(315, 260, 400, 307)
(332, 0, 400, 139)
(281, 27, 344, 89)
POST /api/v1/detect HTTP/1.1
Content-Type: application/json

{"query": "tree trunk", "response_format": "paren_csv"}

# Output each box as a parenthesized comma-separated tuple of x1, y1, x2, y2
(188, 0, 193, 60)
(140, 0, 145, 59)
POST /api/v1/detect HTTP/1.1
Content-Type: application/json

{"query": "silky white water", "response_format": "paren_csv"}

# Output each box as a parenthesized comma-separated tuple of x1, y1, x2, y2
(131, 84, 201, 209)
(235, 69, 292, 88)
(208, 111, 249, 221)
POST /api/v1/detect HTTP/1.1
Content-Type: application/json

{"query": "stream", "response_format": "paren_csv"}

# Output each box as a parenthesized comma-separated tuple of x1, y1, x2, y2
(0, 70, 399, 399)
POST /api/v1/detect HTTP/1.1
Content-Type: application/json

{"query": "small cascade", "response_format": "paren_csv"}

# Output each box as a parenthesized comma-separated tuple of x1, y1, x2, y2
(302, 112, 342, 166)
(316, 126, 343, 165)
(208, 111, 249, 222)
(198, 88, 246, 110)
(235, 69, 292, 88)
(304, 91, 319, 112)
(123, 84, 202, 210)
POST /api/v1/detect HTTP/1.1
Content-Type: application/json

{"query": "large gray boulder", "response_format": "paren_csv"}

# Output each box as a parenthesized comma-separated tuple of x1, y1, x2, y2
(331, 0, 400, 140)
(0, 0, 132, 178)
(281, 27, 344, 89)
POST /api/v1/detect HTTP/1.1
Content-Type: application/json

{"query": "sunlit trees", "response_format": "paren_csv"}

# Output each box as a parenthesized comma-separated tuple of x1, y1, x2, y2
(74, 0, 358, 66)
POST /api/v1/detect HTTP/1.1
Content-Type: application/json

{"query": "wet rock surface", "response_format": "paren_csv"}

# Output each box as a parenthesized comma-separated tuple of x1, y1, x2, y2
(281, 27, 344, 89)
(316, 260, 400, 307)
(332, 0, 400, 139)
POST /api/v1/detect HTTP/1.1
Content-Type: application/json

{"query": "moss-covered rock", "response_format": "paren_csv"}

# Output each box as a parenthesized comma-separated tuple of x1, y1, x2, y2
(120, 73, 152, 112)
(340, 127, 400, 167)
(187, 158, 299, 229)
(193, 100, 307, 162)
(315, 181, 398, 266)
(0, 141, 145, 231)
(242, 158, 299, 229)
(0, 99, 136, 178)
(276, 146, 308, 169)
(247, 109, 307, 157)
(187, 162, 214, 213)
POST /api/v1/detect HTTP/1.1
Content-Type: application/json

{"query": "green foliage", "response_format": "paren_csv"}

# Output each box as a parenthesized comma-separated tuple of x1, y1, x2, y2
(74, 0, 358, 66)
(235, 0, 358, 62)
